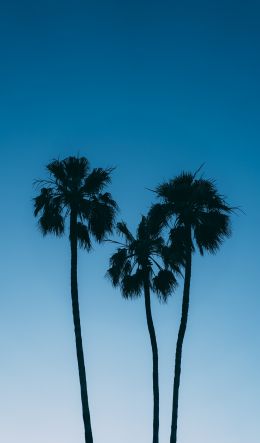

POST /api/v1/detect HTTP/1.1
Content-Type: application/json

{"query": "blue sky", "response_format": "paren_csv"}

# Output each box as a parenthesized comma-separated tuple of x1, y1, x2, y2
(0, 1, 259, 442)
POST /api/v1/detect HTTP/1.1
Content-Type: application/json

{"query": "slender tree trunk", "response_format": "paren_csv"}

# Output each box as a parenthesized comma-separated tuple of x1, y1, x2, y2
(70, 211, 93, 443)
(170, 227, 192, 443)
(144, 276, 159, 443)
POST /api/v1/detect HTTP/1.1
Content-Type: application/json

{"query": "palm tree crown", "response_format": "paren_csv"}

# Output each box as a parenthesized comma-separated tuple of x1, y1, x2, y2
(107, 213, 181, 301)
(34, 156, 117, 245)
(153, 171, 232, 256)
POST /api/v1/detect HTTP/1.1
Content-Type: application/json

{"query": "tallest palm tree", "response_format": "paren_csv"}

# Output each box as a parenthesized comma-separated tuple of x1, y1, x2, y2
(33, 156, 117, 443)
(152, 172, 232, 443)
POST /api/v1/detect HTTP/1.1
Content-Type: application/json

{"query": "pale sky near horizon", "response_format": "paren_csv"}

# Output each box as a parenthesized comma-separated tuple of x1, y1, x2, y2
(0, 1, 260, 442)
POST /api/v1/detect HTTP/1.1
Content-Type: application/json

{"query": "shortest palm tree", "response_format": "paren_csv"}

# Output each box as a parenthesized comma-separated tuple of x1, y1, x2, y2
(107, 213, 181, 443)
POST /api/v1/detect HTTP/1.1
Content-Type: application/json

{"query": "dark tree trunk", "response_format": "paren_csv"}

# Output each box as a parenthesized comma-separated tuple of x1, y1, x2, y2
(144, 276, 159, 443)
(70, 211, 93, 443)
(170, 226, 192, 443)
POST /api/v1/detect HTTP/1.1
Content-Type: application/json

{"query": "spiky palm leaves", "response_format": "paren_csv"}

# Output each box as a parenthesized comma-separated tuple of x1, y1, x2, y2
(153, 172, 231, 255)
(152, 171, 232, 443)
(108, 218, 180, 300)
(34, 156, 117, 244)
(34, 156, 117, 443)
(107, 214, 181, 443)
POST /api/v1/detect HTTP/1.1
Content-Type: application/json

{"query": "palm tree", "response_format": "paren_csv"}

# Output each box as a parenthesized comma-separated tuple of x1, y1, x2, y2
(107, 213, 181, 443)
(152, 172, 232, 443)
(33, 156, 117, 443)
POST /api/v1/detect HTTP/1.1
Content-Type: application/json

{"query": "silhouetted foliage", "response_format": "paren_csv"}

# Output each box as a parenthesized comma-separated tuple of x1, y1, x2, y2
(33, 156, 117, 443)
(152, 170, 232, 443)
(107, 214, 181, 301)
(107, 212, 182, 443)
(34, 157, 117, 243)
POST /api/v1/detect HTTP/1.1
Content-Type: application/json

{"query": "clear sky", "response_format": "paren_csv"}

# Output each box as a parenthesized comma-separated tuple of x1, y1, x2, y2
(0, 1, 259, 442)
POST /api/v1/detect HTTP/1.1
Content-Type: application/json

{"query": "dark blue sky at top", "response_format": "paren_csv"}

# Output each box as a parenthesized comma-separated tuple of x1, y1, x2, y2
(1, 0, 259, 147)
(0, 1, 260, 443)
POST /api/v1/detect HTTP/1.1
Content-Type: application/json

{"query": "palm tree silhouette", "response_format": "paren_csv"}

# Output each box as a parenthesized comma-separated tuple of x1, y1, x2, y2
(152, 171, 232, 443)
(33, 156, 117, 443)
(107, 213, 181, 443)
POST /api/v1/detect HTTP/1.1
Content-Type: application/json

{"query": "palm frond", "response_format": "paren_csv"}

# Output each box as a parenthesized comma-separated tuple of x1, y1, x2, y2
(161, 245, 184, 274)
(63, 156, 90, 181)
(79, 199, 91, 220)
(194, 211, 231, 255)
(137, 216, 148, 240)
(34, 187, 53, 216)
(150, 237, 165, 255)
(107, 248, 130, 287)
(82, 167, 113, 194)
(121, 269, 144, 298)
(193, 178, 231, 212)
(152, 269, 178, 302)
(46, 159, 67, 184)
(117, 221, 134, 243)
(192, 163, 206, 179)
(38, 210, 64, 236)
(34, 186, 65, 237)
(109, 248, 128, 272)
(155, 181, 173, 200)
(99, 192, 118, 209)
(107, 266, 120, 287)
(156, 172, 194, 202)
(88, 197, 116, 241)
(147, 203, 170, 237)
(77, 222, 92, 250)
(157, 175, 195, 218)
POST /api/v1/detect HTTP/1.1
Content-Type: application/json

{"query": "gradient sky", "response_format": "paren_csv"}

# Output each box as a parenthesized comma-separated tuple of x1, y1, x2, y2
(0, 1, 260, 442)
